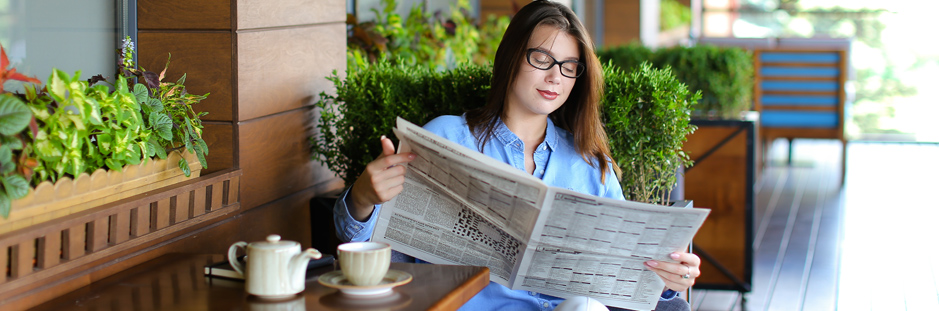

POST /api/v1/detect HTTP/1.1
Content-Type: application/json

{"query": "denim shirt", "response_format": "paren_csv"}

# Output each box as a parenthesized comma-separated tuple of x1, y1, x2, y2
(333, 115, 677, 310)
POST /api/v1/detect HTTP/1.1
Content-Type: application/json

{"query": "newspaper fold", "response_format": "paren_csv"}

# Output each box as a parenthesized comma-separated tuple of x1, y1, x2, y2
(372, 117, 710, 311)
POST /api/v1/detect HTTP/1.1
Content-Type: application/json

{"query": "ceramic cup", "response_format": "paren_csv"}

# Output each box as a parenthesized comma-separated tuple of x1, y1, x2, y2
(337, 241, 391, 286)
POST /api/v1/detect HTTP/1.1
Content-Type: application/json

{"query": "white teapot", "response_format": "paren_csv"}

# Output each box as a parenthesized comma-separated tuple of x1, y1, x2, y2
(228, 234, 322, 298)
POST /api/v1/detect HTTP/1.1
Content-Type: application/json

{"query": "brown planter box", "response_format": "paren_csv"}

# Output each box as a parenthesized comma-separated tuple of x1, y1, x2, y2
(1, 150, 202, 234)
(683, 118, 757, 292)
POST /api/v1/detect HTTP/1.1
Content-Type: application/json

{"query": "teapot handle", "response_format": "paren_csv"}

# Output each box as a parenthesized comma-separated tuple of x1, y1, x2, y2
(227, 241, 248, 276)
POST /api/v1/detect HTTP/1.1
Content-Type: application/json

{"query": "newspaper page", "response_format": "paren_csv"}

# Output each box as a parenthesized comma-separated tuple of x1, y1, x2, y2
(371, 117, 710, 310)
(372, 117, 550, 284)
(515, 189, 709, 310)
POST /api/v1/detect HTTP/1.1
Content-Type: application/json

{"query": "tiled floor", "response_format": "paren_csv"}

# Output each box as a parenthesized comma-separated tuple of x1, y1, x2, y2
(691, 139, 939, 311)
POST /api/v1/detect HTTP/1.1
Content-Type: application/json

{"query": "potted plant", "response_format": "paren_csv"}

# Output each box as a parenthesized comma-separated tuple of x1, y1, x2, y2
(599, 43, 757, 291)
(601, 62, 699, 206)
(0, 38, 209, 231)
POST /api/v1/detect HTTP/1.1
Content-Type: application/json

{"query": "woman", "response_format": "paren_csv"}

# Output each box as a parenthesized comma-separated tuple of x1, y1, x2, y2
(335, 1, 700, 310)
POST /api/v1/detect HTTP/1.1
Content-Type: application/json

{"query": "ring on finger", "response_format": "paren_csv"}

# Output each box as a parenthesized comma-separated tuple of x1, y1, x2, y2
(681, 265, 691, 279)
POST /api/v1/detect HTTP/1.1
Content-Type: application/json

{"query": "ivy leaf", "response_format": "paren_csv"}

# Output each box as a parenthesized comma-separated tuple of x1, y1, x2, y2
(178, 158, 191, 177)
(196, 137, 209, 156)
(0, 192, 9, 219)
(149, 112, 173, 141)
(0, 135, 21, 150)
(1, 174, 29, 199)
(0, 95, 32, 135)
(132, 83, 149, 105)
(191, 142, 207, 169)
(149, 138, 167, 159)
(0, 145, 12, 169)
(149, 98, 164, 113)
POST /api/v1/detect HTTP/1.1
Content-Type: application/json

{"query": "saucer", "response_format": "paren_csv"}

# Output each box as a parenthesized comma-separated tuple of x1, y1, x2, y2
(319, 291, 412, 310)
(317, 270, 412, 296)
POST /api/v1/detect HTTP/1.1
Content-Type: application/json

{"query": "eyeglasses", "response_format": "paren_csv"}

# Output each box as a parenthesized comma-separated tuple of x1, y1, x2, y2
(526, 48, 585, 79)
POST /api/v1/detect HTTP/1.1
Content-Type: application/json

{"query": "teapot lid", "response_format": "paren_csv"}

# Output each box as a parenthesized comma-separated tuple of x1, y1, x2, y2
(249, 234, 299, 249)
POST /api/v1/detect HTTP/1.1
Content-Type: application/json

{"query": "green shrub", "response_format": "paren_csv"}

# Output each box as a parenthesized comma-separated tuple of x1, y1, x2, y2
(597, 44, 654, 73)
(654, 45, 752, 119)
(311, 61, 699, 205)
(598, 44, 753, 119)
(312, 61, 491, 185)
(602, 63, 699, 204)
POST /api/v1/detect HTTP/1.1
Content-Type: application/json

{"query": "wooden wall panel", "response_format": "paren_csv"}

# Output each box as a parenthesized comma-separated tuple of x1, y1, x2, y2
(479, 0, 518, 19)
(137, 32, 233, 122)
(236, 0, 345, 30)
(170, 187, 317, 255)
(202, 123, 234, 174)
(238, 109, 316, 209)
(236, 24, 346, 121)
(137, 0, 232, 30)
(603, 0, 641, 47)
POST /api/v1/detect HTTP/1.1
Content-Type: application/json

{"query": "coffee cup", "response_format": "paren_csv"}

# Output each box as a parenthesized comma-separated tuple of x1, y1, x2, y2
(337, 241, 391, 286)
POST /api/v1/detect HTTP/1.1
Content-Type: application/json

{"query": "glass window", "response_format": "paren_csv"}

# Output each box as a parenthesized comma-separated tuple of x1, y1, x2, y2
(0, 0, 135, 92)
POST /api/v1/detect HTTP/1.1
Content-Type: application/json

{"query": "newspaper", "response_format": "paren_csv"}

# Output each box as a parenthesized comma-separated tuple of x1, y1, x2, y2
(372, 117, 710, 311)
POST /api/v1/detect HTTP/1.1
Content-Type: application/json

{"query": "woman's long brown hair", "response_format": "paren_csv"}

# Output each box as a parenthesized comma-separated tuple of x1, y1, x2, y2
(465, 0, 621, 182)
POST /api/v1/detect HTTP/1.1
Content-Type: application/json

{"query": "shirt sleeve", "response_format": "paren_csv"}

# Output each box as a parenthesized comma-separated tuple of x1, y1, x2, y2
(659, 289, 678, 301)
(332, 186, 380, 242)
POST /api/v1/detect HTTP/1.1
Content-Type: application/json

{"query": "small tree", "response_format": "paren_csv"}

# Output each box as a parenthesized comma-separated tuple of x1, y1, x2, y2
(602, 62, 700, 205)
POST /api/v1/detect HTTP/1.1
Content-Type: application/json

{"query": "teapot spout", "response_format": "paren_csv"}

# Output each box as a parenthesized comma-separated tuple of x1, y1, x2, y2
(289, 248, 323, 290)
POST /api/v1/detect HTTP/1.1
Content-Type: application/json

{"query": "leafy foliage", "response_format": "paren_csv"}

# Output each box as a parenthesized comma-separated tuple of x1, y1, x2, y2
(311, 60, 491, 185)
(346, 0, 509, 73)
(0, 45, 42, 93)
(602, 63, 700, 205)
(0, 43, 41, 217)
(118, 37, 209, 175)
(24, 70, 151, 183)
(311, 61, 698, 205)
(598, 44, 752, 119)
(0, 37, 209, 219)
(0, 94, 36, 218)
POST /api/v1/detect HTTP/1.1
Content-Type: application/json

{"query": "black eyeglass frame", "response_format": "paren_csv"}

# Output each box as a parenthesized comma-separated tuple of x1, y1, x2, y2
(525, 48, 585, 79)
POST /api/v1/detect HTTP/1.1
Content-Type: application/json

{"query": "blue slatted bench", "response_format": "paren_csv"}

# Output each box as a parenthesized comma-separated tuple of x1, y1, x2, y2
(754, 49, 847, 181)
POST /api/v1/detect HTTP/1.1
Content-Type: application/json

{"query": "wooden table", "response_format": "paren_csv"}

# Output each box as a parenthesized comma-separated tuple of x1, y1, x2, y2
(32, 253, 489, 310)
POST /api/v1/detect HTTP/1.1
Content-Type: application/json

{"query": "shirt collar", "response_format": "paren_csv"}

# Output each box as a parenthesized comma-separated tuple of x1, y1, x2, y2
(493, 117, 558, 152)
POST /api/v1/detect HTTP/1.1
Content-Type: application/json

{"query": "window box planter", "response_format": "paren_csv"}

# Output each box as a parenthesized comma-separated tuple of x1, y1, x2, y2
(0, 150, 202, 234)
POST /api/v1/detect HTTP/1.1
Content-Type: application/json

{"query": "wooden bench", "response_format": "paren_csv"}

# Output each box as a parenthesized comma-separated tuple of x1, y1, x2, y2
(753, 48, 848, 181)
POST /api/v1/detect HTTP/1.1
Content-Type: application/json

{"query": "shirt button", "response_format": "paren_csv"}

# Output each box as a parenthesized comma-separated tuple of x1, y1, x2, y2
(530, 291, 537, 296)
(543, 302, 550, 308)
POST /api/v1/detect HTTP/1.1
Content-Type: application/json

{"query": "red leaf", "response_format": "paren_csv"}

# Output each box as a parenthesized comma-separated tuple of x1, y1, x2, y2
(0, 44, 9, 70)
(9, 71, 41, 85)
(29, 117, 38, 138)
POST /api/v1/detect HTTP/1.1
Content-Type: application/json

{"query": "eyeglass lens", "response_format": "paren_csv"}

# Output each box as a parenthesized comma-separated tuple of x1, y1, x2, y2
(528, 49, 583, 78)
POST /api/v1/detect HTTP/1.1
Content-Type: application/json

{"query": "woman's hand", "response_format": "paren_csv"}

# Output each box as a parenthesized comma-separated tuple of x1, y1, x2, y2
(644, 252, 701, 293)
(348, 135, 415, 221)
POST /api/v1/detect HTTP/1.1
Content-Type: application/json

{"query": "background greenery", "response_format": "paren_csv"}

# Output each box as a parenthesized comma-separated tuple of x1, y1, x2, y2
(598, 44, 753, 119)
(346, 0, 510, 73)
